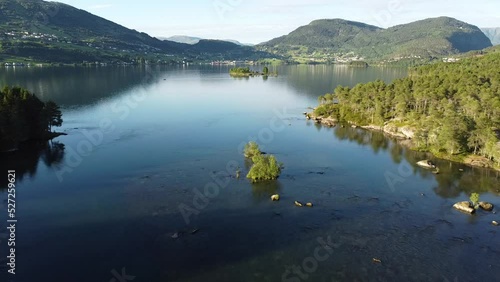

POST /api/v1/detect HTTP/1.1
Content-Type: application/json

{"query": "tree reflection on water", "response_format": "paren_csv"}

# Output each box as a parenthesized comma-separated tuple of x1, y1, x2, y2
(0, 140, 65, 188)
(333, 126, 500, 198)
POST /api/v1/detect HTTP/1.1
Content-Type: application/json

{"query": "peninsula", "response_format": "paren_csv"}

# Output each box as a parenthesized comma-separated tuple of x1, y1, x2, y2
(308, 46, 500, 170)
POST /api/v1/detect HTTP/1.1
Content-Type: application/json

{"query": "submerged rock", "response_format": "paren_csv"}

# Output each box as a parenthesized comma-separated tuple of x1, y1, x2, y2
(271, 194, 280, 201)
(417, 160, 437, 169)
(479, 202, 494, 211)
(453, 201, 475, 214)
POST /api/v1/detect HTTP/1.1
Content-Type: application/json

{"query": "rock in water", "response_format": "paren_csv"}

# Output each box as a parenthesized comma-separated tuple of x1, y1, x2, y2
(479, 202, 494, 211)
(417, 160, 436, 169)
(271, 194, 280, 201)
(453, 201, 475, 214)
(492, 221, 499, 226)
(305, 203, 313, 207)
(295, 201, 303, 207)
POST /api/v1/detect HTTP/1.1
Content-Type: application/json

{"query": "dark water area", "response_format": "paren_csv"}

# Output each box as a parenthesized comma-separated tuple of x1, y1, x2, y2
(0, 65, 499, 282)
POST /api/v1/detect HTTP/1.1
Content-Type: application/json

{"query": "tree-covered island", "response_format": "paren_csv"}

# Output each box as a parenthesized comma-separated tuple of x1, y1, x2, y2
(229, 67, 278, 77)
(308, 50, 500, 169)
(0, 86, 64, 151)
(244, 142, 282, 182)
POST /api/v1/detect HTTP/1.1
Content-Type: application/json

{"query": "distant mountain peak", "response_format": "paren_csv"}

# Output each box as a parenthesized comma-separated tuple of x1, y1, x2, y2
(159, 35, 254, 46)
(162, 35, 202, 45)
(481, 27, 500, 45)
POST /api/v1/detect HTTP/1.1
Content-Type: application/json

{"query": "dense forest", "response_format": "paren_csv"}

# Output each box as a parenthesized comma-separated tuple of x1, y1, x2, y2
(0, 86, 62, 151)
(314, 51, 500, 166)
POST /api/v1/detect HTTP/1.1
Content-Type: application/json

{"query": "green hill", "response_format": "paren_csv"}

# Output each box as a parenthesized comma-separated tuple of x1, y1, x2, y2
(259, 17, 492, 62)
(481, 28, 500, 45)
(0, 0, 269, 64)
(0, 0, 189, 63)
(186, 40, 268, 60)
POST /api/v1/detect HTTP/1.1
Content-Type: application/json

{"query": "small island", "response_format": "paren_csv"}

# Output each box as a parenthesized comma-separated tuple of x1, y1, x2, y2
(244, 141, 282, 182)
(307, 50, 500, 170)
(0, 86, 64, 152)
(229, 67, 278, 77)
(348, 61, 369, 67)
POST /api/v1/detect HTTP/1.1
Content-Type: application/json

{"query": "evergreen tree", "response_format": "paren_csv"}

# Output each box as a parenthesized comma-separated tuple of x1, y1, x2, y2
(312, 51, 500, 164)
(44, 101, 63, 132)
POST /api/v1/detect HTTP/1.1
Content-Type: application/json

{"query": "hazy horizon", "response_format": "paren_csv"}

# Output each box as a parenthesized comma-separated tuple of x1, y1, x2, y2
(43, 0, 500, 44)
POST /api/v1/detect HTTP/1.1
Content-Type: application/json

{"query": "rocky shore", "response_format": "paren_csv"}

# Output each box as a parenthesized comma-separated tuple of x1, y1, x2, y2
(305, 111, 499, 171)
(305, 112, 414, 139)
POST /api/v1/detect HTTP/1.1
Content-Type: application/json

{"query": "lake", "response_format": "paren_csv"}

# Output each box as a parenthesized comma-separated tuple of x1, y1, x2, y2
(0, 65, 499, 282)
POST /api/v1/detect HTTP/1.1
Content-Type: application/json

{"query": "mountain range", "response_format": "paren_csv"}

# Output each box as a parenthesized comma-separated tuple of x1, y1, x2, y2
(0, 0, 266, 63)
(258, 17, 492, 61)
(0, 0, 494, 64)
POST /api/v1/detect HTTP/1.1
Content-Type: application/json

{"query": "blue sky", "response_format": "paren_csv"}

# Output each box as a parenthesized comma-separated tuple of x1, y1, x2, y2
(56, 0, 500, 44)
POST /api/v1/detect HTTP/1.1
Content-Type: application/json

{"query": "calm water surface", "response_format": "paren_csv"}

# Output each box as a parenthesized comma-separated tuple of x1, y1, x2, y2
(0, 65, 499, 282)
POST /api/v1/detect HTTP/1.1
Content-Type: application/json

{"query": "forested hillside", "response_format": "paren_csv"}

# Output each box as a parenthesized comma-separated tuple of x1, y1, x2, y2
(260, 17, 492, 62)
(0, 0, 270, 63)
(314, 51, 500, 165)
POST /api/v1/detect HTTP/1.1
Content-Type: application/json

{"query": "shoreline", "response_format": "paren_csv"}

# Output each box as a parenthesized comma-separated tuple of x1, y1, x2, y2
(306, 111, 500, 172)
(0, 132, 67, 153)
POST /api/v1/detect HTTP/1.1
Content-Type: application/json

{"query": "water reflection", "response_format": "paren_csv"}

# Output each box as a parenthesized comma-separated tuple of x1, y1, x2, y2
(331, 126, 500, 197)
(0, 66, 165, 106)
(0, 140, 65, 188)
(277, 65, 408, 98)
(1, 65, 498, 282)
